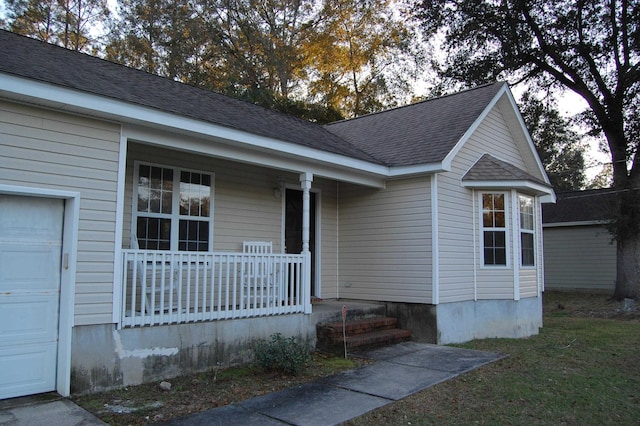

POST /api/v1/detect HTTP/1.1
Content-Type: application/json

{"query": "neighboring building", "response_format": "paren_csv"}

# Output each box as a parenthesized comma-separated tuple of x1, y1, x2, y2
(543, 188, 617, 293)
(0, 30, 554, 398)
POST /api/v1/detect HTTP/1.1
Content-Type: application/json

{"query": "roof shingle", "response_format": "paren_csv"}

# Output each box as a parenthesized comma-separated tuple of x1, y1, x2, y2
(325, 83, 504, 166)
(0, 30, 510, 171)
(0, 30, 379, 163)
(543, 188, 617, 224)
(463, 154, 548, 186)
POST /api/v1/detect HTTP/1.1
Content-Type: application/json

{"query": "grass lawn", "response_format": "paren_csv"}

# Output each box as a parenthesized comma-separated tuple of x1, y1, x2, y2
(347, 293, 640, 425)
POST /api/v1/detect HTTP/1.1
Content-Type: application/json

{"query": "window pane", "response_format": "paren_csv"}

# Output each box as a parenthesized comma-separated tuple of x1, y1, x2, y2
(180, 172, 211, 217)
(495, 211, 505, 227)
(494, 194, 504, 210)
(179, 220, 209, 251)
(483, 212, 493, 227)
(483, 230, 506, 266)
(138, 165, 172, 214)
(136, 217, 171, 250)
(519, 195, 534, 230)
(521, 233, 535, 266)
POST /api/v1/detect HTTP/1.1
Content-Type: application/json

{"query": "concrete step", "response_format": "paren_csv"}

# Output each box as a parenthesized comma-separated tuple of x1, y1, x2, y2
(317, 317, 399, 341)
(344, 328, 412, 349)
(316, 316, 411, 353)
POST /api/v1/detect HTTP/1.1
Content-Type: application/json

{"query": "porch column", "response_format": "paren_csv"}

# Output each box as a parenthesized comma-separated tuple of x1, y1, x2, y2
(300, 172, 313, 314)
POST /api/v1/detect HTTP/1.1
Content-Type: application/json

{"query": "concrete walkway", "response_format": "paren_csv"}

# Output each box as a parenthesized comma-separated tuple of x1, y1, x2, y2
(0, 342, 504, 426)
(166, 342, 505, 426)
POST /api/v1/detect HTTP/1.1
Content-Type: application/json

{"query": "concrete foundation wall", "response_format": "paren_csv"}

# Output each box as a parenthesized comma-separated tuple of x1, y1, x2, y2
(384, 302, 438, 343)
(70, 314, 315, 394)
(435, 297, 542, 344)
(384, 298, 542, 346)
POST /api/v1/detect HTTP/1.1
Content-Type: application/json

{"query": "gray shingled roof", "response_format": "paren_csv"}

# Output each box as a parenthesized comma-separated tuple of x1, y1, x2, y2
(0, 30, 379, 164)
(324, 83, 505, 166)
(543, 188, 617, 224)
(463, 154, 549, 186)
(0, 30, 509, 170)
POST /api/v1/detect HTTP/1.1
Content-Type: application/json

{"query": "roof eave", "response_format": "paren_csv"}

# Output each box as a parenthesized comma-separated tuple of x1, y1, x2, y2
(0, 73, 390, 187)
(461, 179, 555, 197)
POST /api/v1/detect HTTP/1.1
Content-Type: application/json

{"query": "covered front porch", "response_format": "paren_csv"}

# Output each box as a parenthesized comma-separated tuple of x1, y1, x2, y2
(115, 139, 382, 329)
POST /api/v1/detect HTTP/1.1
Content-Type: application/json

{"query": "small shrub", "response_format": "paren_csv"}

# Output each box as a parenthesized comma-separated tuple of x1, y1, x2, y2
(254, 333, 311, 375)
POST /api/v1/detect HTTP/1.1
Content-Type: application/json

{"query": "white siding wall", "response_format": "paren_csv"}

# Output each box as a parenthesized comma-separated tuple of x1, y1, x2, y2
(543, 225, 616, 293)
(337, 177, 432, 303)
(0, 100, 121, 325)
(125, 143, 338, 297)
(440, 107, 539, 302)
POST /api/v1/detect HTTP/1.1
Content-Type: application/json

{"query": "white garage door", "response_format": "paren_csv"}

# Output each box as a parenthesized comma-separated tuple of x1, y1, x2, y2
(0, 195, 64, 399)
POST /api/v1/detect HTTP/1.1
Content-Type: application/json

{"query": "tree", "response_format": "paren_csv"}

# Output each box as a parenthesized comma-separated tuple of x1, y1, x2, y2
(518, 91, 586, 191)
(414, 0, 640, 299)
(105, 0, 209, 81)
(307, 0, 421, 117)
(4, 0, 110, 51)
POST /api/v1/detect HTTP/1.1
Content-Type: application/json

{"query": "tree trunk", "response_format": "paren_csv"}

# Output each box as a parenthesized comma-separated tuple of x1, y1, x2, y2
(615, 233, 640, 300)
(613, 183, 640, 300)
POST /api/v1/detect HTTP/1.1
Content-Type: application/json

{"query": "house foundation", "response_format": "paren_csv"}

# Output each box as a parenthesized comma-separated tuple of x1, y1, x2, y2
(70, 314, 316, 394)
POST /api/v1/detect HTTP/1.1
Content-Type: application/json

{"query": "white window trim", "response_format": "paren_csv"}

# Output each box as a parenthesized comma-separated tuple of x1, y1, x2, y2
(132, 161, 214, 251)
(479, 191, 510, 269)
(518, 194, 536, 269)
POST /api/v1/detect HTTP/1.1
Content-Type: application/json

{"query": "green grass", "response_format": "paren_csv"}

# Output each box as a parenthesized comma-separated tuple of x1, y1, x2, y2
(347, 298, 640, 425)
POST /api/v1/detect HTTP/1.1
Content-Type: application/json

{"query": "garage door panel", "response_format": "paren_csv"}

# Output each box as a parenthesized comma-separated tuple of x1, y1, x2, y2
(0, 245, 61, 291)
(0, 195, 63, 241)
(0, 195, 63, 399)
(0, 295, 59, 343)
(0, 343, 57, 399)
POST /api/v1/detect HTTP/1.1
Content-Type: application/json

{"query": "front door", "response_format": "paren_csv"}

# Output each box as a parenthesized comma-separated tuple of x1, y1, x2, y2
(0, 195, 63, 399)
(285, 189, 316, 297)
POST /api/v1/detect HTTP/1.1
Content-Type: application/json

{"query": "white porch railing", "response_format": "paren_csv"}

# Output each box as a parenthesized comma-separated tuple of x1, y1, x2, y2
(121, 250, 306, 328)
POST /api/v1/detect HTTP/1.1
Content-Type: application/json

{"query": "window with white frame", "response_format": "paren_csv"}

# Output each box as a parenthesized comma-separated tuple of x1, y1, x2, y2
(519, 195, 535, 267)
(135, 163, 213, 251)
(481, 192, 507, 266)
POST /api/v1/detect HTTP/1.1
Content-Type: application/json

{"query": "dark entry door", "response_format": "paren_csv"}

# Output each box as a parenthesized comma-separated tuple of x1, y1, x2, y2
(285, 189, 316, 297)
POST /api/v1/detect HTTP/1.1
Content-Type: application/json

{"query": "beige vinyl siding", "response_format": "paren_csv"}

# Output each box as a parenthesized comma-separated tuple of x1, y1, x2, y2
(314, 178, 338, 299)
(438, 106, 534, 303)
(124, 143, 338, 297)
(0, 100, 120, 326)
(520, 269, 538, 298)
(337, 177, 432, 303)
(496, 97, 547, 182)
(543, 224, 616, 293)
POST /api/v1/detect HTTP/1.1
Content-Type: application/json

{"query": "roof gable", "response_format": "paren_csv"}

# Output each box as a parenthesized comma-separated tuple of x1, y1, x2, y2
(463, 154, 548, 185)
(324, 83, 505, 167)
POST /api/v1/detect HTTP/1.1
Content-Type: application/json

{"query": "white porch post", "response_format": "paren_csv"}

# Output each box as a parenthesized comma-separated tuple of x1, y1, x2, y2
(300, 172, 313, 314)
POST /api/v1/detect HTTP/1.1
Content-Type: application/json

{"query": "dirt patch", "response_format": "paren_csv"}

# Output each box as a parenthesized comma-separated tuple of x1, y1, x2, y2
(72, 353, 367, 425)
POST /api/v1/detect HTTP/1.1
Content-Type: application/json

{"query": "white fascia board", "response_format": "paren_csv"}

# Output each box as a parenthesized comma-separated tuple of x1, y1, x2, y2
(124, 126, 388, 188)
(543, 220, 611, 228)
(461, 179, 553, 196)
(0, 74, 389, 184)
(387, 162, 446, 177)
